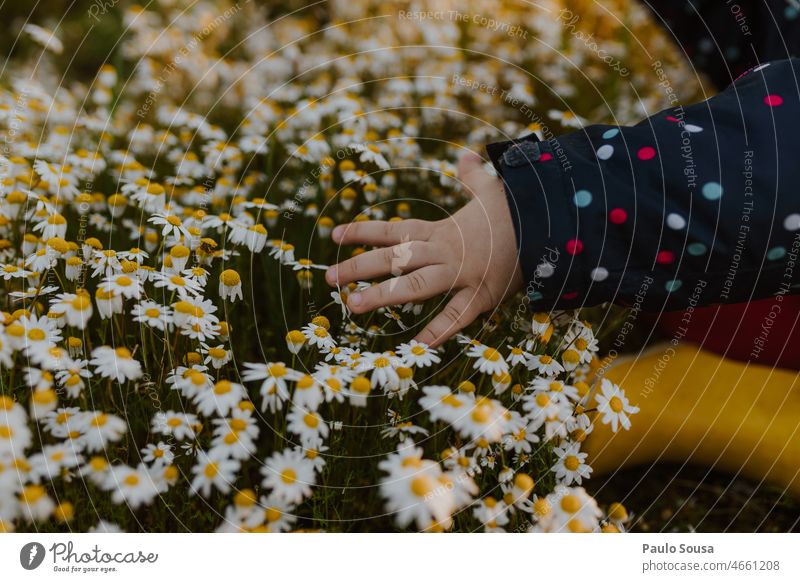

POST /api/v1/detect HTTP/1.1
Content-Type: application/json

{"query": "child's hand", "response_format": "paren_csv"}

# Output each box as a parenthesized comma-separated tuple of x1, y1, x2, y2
(325, 151, 524, 347)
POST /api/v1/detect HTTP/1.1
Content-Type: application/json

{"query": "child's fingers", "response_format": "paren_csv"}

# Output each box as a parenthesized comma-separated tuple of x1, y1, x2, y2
(326, 241, 436, 285)
(414, 288, 482, 347)
(347, 265, 452, 313)
(332, 218, 433, 246)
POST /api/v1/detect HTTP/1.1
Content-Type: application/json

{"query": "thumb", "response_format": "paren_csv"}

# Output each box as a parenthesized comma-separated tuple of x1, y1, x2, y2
(456, 150, 486, 198)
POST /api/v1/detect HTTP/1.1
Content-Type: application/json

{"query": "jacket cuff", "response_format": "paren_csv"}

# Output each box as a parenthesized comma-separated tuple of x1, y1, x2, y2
(485, 132, 581, 311)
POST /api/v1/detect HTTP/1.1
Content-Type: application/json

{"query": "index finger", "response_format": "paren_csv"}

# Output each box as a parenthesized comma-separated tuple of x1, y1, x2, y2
(332, 218, 433, 246)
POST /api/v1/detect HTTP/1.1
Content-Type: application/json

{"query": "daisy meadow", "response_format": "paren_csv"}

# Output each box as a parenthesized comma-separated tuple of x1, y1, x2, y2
(0, 0, 674, 533)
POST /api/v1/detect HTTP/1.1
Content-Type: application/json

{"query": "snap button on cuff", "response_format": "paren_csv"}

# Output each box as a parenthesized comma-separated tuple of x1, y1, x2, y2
(502, 141, 541, 167)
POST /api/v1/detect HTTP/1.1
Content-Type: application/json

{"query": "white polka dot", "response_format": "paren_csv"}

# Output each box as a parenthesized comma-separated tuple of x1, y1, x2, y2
(753, 63, 771, 72)
(596, 144, 614, 160)
(784, 213, 800, 231)
(684, 124, 703, 133)
(666, 213, 686, 230)
(535, 262, 555, 278)
(590, 267, 609, 282)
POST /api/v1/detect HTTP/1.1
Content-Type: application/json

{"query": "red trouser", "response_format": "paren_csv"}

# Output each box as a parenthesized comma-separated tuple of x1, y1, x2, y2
(657, 297, 800, 371)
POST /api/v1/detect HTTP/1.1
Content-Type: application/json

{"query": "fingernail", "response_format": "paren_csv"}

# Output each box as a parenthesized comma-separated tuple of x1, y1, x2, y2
(348, 292, 362, 307)
(332, 226, 344, 242)
(326, 266, 337, 283)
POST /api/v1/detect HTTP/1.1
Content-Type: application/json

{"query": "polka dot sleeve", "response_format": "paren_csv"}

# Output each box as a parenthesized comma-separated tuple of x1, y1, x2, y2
(486, 58, 800, 312)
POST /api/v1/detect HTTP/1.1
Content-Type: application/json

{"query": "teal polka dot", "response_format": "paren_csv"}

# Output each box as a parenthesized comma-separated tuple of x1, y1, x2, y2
(786, 6, 798, 19)
(767, 246, 786, 260)
(688, 243, 707, 256)
(602, 128, 620, 139)
(702, 182, 723, 200)
(665, 280, 683, 292)
(528, 291, 543, 301)
(573, 190, 593, 208)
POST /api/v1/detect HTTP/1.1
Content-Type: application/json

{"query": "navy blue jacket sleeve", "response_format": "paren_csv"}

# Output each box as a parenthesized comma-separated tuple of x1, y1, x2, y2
(487, 58, 800, 312)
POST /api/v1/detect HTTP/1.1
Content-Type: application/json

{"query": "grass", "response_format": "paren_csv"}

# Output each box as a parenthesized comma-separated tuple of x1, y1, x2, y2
(590, 463, 800, 532)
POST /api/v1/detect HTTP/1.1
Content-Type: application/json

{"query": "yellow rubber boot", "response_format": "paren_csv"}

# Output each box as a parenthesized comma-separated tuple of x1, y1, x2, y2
(584, 343, 800, 496)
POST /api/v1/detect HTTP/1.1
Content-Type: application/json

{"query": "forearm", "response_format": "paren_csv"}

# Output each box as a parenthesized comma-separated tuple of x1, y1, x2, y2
(487, 58, 800, 312)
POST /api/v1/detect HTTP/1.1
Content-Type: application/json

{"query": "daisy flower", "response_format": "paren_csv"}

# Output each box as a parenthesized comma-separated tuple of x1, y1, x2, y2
(106, 464, 159, 509)
(525, 353, 565, 376)
(507, 345, 530, 367)
(285, 330, 306, 354)
(18, 485, 56, 522)
(473, 497, 510, 532)
(49, 291, 93, 329)
(378, 442, 469, 531)
(141, 442, 175, 467)
(260, 448, 316, 504)
(301, 322, 336, 350)
(357, 351, 403, 390)
(533, 486, 603, 533)
(78, 412, 127, 452)
(451, 396, 509, 444)
(200, 343, 231, 369)
(551, 442, 593, 485)
(466, 344, 509, 376)
(23, 24, 63, 54)
(193, 379, 246, 417)
(101, 272, 142, 300)
(90, 346, 143, 383)
(218, 269, 243, 302)
(594, 379, 639, 432)
(286, 407, 330, 446)
(211, 410, 259, 460)
(396, 340, 441, 368)
(191, 450, 241, 497)
(152, 271, 202, 298)
(152, 411, 198, 441)
(148, 212, 191, 242)
(379, 421, 429, 441)
(243, 494, 297, 533)
(547, 108, 586, 128)
(131, 300, 173, 331)
(242, 362, 299, 413)
(419, 385, 471, 424)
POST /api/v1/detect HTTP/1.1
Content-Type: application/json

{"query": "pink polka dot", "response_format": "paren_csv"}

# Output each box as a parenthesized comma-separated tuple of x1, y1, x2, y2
(562, 291, 579, 300)
(764, 94, 784, 107)
(637, 146, 657, 160)
(565, 239, 584, 255)
(609, 208, 628, 224)
(656, 250, 675, 264)
(538, 153, 553, 162)
(666, 116, 680, 123)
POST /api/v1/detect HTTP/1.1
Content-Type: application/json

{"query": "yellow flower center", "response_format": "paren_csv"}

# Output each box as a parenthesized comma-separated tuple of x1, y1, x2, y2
(560, 494, 581, 513)
(410, 476, 435, 498)
(280, 468, 297, 484)
(609, 396, 624, 413)
(303, 413, 319, 428)
(220, 269, 241, 286)
(27, 328, 46, 341)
